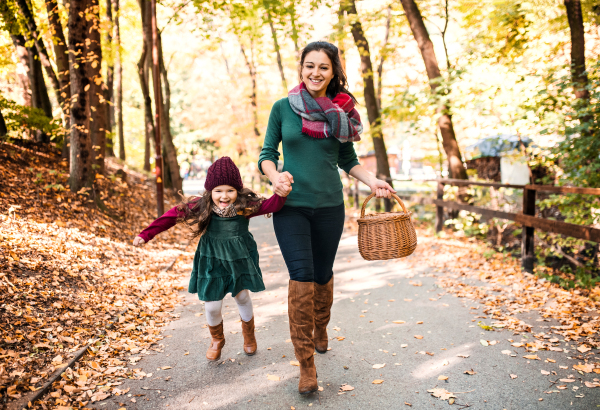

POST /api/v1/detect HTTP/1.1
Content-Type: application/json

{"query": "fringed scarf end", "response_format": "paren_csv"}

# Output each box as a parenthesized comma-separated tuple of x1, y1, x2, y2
(302, 128, 327, 139)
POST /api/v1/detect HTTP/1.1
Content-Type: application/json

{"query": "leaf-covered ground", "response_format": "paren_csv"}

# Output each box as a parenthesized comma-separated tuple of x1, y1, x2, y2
(420, 231, 600, 367)
(0, 142, 194, 408)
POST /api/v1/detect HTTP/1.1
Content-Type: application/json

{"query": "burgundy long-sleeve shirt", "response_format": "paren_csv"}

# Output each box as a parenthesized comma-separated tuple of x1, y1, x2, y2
(137, 194, 287, 242)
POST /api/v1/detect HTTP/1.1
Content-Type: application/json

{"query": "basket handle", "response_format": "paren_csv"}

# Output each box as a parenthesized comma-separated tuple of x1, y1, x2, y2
(360, 193, 409, 218)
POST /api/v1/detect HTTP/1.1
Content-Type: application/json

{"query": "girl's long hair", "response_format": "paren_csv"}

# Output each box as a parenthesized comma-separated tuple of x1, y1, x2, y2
(176, 187, 265, 238)
(299, 41, 358, 104)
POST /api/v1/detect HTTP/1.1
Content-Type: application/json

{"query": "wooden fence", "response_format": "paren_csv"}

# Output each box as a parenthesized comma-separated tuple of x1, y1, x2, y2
(431, 179, 600, 272)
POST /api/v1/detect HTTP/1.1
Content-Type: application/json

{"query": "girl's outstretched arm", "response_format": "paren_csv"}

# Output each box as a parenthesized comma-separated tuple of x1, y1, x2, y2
(248, 194, 287, 219)
(136, 206, 181, 244)
(136, 200, 198, 243)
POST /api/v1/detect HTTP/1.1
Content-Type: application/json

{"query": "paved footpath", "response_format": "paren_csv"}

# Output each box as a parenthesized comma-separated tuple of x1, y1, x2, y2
(94, 216, 599, 409)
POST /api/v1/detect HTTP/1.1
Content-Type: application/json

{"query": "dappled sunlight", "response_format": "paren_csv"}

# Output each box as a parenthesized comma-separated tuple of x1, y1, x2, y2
(411, 343, 476, 379)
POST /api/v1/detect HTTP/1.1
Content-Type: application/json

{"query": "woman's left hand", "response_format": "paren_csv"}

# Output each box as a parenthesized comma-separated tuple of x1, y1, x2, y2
(369, 178, 396, 199)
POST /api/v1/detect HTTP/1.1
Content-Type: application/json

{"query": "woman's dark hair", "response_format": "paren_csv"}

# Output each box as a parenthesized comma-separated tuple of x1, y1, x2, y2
(176, 187, 266, 238)
(299, 41, 357, 103)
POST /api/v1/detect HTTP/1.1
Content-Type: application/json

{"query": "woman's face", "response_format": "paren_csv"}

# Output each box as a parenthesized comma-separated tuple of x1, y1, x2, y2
(211, 185, 238, 209)
(301, 50, 334, 98)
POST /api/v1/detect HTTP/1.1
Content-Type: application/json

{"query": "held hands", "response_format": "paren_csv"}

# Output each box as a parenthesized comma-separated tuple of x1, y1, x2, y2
(132, 236, 146, 247)
(272, 171, 294, 197)
(368, 178, 396, 199)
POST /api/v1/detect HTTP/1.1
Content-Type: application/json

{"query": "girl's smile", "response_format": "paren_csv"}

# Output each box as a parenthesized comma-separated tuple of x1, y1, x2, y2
(211, 184, 238, 209)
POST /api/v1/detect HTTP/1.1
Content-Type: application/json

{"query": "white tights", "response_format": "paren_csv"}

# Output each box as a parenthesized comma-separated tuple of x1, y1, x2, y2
(204, 289, 254, 326)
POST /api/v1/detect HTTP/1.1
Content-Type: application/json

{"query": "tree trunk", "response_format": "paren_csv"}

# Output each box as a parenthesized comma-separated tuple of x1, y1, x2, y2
(68, 0, 93, 193)
(0, 108, 7, 137)
(342, 0, 392, 211)
(336, 7, 347, 72)
(113, 0, 125, 160)
(240, 42, 260, 139)
(138, 0, 153, 171)
(17, 0, 66, 115)
(12, 33, 52, 143)
(288, 2, 300, 62)
(45, 0, 71, 160)
(10, 34, 33, 107)
(157, 33, 183, 192)
(267, 11, 288, 91)
(399, 0, 467, 180)
(13, 34, 53, 119)
(105, 0, 115, 157)
(564, 0, 589, 102)
(88, 0, 107, 174)
(139, 48, 154, 172)
(29, 45, 53, 121)
(376, 5, 392, 112)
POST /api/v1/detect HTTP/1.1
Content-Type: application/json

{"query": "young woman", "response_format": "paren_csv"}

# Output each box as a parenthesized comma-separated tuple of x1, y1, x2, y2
(134, 157, 290, 361)
(258, 41, 395, 394)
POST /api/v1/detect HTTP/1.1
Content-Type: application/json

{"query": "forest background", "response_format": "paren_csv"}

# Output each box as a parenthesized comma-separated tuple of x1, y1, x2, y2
(0, 0, 599, 275)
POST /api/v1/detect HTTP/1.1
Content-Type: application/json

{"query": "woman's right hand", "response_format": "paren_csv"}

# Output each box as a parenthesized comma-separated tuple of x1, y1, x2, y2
(271, 171, 294, 197)
(133, 236, 146, 247)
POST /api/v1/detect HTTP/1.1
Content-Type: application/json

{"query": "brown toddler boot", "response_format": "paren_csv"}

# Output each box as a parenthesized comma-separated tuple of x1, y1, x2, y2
(206, 321, 225, 361)
(288, 280, 318, 395)
(241, 316, 257, 355)
(313, 276, 334, 354)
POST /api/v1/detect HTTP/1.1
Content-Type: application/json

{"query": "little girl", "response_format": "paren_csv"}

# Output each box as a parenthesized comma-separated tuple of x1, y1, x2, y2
(133, 156, 289, 361)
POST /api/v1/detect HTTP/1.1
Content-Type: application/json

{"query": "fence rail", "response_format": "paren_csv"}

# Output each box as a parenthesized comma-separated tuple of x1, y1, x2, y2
(427, 179, 600, 272)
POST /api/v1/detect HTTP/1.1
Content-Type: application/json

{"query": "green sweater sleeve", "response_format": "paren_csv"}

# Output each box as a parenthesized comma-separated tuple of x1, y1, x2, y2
(338, 141, 360, 174)
(258, 99, 282, 175)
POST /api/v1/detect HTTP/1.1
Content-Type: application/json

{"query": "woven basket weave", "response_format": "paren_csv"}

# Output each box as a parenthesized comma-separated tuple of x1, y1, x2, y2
(357, 193, 417, 261)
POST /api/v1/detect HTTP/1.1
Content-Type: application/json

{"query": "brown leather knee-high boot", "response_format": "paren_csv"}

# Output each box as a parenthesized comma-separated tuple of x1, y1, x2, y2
(206, 321, 225, 361)
(241, 316, 257, 355)
(313, 276, 334, 353)
(288, 280, 318, 394)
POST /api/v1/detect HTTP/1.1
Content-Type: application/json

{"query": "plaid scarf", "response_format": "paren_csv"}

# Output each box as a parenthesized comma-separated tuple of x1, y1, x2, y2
(211, 203, 238, 218)
(288, 82, 362, 143)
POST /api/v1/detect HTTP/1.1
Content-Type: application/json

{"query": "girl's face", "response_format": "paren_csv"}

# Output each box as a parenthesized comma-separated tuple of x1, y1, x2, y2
(211, 185, 238, 209)
(301, 50, 334, 98)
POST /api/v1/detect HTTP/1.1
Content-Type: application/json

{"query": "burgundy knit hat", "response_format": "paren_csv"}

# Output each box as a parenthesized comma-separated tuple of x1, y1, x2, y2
(204, 156, 244, 191)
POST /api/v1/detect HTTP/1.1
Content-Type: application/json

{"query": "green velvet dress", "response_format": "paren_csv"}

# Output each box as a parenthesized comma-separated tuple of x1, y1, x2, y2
(188, 215, 265, 301)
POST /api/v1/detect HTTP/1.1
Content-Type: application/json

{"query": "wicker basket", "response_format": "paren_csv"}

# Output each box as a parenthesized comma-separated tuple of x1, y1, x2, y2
(357, 193, 417, 261)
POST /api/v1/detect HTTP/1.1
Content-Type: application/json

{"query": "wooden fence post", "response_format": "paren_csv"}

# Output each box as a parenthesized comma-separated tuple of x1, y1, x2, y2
(354, 179, 359, 209)
(436, 181, 444, 232)
(521, 187, 536, 273)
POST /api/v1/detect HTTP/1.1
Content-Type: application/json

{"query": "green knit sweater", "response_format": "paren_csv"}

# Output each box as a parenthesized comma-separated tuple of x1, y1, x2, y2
(258, 98, 360, 209)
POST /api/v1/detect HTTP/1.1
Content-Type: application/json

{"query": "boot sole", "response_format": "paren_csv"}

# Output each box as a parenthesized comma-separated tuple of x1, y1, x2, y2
(299, 388, 318, 395)
(206, 354, 221, 362)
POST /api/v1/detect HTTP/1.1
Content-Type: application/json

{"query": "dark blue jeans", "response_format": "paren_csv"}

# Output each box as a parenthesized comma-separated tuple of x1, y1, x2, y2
(273, 204, 345, 285)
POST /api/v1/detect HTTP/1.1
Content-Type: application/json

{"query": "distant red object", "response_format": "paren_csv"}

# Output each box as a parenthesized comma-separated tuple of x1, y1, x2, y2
(358, 153, 399, 174)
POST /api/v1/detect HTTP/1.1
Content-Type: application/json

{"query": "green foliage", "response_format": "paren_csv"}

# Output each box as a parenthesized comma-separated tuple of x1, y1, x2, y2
(536, 265, 600, 290)
(458, 1, 532, 62)
(533, 61, 600, 264)
(0, 96, 65, 142)
(0, 0, 22, 35)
